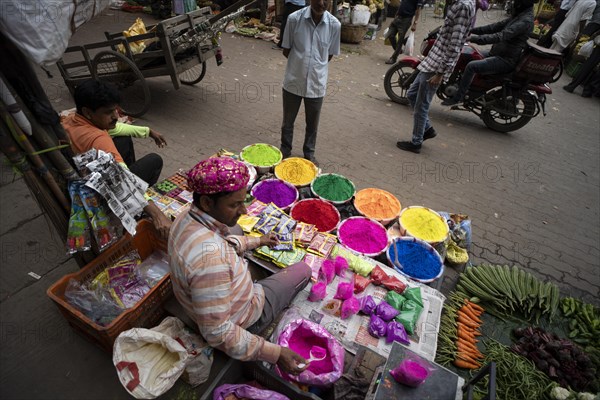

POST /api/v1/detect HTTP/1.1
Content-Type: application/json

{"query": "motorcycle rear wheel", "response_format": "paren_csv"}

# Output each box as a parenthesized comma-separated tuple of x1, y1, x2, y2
(481, 89, 536, 133)
(384, 61, 417, 105)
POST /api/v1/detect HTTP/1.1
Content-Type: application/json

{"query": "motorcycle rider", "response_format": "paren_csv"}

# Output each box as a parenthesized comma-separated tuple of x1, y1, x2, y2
(441, 0, 534, 106)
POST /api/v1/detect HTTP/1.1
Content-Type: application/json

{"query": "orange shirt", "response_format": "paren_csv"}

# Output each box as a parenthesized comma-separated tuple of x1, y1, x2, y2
(62, 113, 124, 163)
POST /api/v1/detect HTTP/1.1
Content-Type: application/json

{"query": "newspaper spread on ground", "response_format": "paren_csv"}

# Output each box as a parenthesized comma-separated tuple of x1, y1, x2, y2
(289, 260, 446, 362)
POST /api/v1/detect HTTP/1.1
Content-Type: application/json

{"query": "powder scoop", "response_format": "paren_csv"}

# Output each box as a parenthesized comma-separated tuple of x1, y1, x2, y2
(297, 345, 327, 369)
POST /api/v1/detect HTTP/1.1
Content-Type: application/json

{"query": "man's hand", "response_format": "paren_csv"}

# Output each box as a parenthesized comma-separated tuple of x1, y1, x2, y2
(411, 21, 417, 32)
(149, 129, 167, 148)
(277, 347, 308, 375)
(259, 232, 279, 247)
(145, 202, 172, 241)
(428, 73, 443, 86)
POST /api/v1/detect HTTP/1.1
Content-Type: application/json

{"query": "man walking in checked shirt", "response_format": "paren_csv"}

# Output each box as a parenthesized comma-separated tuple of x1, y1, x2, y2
(396, 0, 476, 154)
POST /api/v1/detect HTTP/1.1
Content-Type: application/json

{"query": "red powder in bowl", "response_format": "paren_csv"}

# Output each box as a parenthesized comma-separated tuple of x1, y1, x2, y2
(291, 199, 340, 232)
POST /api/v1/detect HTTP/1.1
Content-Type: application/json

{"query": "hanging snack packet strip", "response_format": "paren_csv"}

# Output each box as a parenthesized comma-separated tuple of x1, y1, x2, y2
(66, 181, 92, 254)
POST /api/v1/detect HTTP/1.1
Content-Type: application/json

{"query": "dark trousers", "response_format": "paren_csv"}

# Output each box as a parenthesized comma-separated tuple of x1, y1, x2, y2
(247, 262, 311, 334)
(567, 45, 600, 93)
(112, 136, 163, 186)
(388, 16, 413, 61)
(453, 54, 514, 101)
(280, 89, 324, 160)
(278, 3, 305, 47)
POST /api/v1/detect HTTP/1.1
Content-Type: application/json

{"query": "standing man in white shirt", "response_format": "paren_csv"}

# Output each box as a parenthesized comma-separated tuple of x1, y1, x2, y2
(280, 0, 341, 164)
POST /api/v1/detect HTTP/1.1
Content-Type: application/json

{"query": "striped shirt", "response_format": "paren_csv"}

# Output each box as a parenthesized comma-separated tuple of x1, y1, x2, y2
(168, 205, 281, 364)
(418, 0, 475, 81)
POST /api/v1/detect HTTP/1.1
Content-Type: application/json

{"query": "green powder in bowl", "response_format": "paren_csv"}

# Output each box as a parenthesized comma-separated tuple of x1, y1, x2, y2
(311, 173, 356, 204)
(240, 144, 282, 167)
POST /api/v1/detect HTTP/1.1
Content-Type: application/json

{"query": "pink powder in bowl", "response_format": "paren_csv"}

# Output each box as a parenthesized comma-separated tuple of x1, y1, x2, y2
(337, 217, 389, 256)
(287, 325, 334, 375)
(390, 359, 429, 387)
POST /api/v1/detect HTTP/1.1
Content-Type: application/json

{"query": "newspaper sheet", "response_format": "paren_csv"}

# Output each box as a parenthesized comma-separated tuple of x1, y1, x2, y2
(289, 260, 446, 361)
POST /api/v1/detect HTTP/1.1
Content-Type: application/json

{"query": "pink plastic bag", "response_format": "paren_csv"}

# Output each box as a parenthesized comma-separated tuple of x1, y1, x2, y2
(213, 383, 290, 400)
(390, 357, 436, 387)
(319, 259, 336, 285)
(333, 276, 355, 300)
(340, 296, 360, 319)
(334, 256, 349, 277)
(308, 282, 327, 302)
(276, 319, 345, 387)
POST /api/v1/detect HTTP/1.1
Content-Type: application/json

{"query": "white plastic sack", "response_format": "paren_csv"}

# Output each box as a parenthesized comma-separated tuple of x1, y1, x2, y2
(404, 31, 415, 56)
(113, 317, 213, 398)
(351, 5, 371, 26)
(0, 0, 111, 67)
(578, 40, 594, 58)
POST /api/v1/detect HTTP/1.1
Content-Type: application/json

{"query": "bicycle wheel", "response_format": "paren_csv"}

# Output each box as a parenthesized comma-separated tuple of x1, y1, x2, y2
(179, 61, 207, 85)
(92, 50, 151, 117)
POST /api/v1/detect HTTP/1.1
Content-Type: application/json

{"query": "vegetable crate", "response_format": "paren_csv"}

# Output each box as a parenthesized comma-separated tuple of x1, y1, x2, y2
(46, 219, 172, 353)
(199, 359, 322, 400)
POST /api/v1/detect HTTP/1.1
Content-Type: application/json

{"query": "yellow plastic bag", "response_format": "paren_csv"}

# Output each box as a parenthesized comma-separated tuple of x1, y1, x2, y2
(118, 18, 148, 55)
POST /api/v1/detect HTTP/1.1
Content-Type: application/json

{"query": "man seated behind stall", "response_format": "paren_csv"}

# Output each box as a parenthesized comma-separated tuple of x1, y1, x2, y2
(62, 79, 171, 239)
(168, 157, 311, 375)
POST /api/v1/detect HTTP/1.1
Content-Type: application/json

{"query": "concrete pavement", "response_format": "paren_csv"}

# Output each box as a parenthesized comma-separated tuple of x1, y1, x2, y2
(1, 6, 598, 399)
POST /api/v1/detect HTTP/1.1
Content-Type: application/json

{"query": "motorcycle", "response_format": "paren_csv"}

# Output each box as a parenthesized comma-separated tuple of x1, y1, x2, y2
(383, 27, 563, 132)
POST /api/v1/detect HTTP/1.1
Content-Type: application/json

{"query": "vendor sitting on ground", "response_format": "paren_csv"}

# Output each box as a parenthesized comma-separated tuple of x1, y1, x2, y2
(168, 157, 311, 375)
(62, 79, 171, 239)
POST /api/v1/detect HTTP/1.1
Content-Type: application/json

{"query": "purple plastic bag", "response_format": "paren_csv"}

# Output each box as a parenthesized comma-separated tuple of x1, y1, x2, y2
(319, 259, 336, 285)
(308, 282, 327, 302)
(333, 279, 354, 301)
(276, 318, 345, 387)
(340, 297, 360, 319)
(358, 295, 377, 315)
(386, 321, 410, 345)
(375, 300, 401, 321)
(389, 357, 434, 388)
(368, 314, 387, 338)
(213, 383, 290, 400)
(334, 256, 349, 277)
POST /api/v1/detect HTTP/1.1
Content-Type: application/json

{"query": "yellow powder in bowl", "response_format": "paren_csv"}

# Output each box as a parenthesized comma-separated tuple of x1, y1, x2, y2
(274, 157, 318, 186)
(399, 206, 449, 243)
(354, 188, 401, 221)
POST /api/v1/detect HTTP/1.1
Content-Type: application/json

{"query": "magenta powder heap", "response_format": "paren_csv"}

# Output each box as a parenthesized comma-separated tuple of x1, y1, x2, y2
(338, 217, 388, 256)
(251, 179, 298, 209)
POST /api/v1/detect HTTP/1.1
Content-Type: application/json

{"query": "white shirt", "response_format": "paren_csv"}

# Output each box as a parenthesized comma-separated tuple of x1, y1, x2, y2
(282, 7, 341, 98)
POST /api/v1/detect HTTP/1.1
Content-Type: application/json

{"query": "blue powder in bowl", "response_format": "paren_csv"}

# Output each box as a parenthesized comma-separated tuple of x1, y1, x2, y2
(388, 240, 442, 280)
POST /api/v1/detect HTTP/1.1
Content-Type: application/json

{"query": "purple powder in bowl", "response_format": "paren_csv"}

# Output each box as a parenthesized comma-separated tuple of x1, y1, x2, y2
(251, 179, 298, 209)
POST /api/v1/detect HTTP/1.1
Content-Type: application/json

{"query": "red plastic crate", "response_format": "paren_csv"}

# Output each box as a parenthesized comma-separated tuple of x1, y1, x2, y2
(47, 220, 173, 352)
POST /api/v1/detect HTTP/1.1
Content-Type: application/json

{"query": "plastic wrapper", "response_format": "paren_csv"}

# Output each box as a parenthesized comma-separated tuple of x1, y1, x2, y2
(334, 256, 349, 277)
(370, 265, 388, 285)
(385, 290, 406, 311)
(274, 214, 297, 235)
(136, 250, 169, 287)
(272, 232, 294, 251)
(359, 295, 377, 315)
(386, 321, 410, 345)
(213, 384, 290, 400)
(375, 300, 401, 321)
(66, 181, 91, 254)
(308, 282, 327, 302)
(330, 245, 375, 277)
(439, 212, 472, 250)
(390, 357, 435, 387)
(333, 276, 355, 300)
(64, 278, 124, 326)
(381, 275, 407, 294)
(322, 299, 342, 317)
(340, 296, 360, 319)
(245, 199, 268, 217)
(263, 203, 284, 219)
(368, 314, 387, 338)
(354, 274, 372, 294)
(254, 213, 279, 234)
(446, 240, 469, 264)
(237, 215, 259, 233)
(308, 233, 337, 257)
(403, 287, 423, 307)
(294, 222, 317, 247)
(318, 259, 336, 285)
(276, 318, 345, 387)
(303, 253, 325, 282)
(395, 299, 424, 335)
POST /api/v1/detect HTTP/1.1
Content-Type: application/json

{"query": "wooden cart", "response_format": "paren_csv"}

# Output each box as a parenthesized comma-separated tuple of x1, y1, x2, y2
(57, 6, 233, 117)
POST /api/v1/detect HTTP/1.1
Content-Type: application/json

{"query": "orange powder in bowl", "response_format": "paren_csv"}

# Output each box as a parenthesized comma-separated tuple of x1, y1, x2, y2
(354, 188, 401, 222)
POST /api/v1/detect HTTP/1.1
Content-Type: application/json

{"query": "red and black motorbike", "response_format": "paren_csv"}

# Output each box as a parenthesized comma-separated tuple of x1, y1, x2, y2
(384, 27, 563, 132)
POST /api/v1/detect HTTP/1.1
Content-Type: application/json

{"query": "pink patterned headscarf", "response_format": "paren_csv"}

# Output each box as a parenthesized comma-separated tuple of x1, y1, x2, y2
(186, 157, 249, 195)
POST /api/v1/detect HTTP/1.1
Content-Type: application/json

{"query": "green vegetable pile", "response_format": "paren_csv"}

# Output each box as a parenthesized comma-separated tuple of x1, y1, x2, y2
(471, 339, 555, 400)
(455, 263, 560, 323)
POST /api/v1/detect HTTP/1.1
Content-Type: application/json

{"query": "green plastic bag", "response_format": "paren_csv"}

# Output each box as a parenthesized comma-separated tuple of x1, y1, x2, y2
(385, 290, 406, 311)
(403, 287, 423, 307)
(395, 299, 423, 335)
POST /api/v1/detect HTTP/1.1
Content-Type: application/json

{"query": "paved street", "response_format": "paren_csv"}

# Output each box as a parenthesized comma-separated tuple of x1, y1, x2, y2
(1, 6, 599, 399)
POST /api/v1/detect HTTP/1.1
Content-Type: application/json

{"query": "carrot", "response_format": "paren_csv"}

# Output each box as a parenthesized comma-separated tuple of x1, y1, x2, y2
(456, 339, 482, 356)
(454, 358, 480, 370)
(460, 306, 482, 323)
(467, 301, 484, 313)
(456, 351, 482, 366)
(457, 327, 475, 342)
(457, 312, 480, 329)
(458, 323, 482, 339)
(465, 302, 483, 316)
